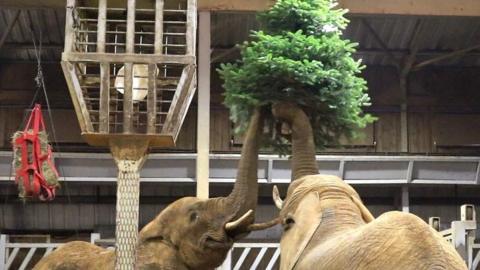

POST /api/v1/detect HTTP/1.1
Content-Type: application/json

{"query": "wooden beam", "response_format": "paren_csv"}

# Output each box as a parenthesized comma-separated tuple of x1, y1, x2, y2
(2, 0, 480, 16)
(186, 0, 197, 56)
(147, 63, 157, 134)
(154, 0, 164, 55)
(0, 10, 21, 51)
(99, 62, 110, 133)
(413, 43, 480, 70)
(123, 63, 134, 133)
(196, 11, 211, 199)
(96, 0, 107, 53)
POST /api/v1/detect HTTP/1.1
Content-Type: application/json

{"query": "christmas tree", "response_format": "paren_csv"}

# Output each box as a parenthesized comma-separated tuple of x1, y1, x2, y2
(218, 0, 375, 153)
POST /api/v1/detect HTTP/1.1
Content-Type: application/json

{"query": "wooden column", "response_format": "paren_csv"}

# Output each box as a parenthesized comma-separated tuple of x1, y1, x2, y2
(123, 0, 136, 133)
(196, 11, 210, 199)
(64, 0, 76, 53)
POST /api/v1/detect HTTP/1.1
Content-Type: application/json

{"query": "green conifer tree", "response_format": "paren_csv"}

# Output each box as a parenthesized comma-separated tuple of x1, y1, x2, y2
(218, 0, 375, 153)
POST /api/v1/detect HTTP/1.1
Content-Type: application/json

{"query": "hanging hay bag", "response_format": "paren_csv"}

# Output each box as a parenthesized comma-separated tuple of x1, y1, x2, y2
(12, 104, 59, 201)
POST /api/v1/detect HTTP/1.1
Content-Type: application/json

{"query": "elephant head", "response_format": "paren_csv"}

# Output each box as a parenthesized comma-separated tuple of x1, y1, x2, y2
(269, 103, 374, 270)
(136, 108, 276, 269)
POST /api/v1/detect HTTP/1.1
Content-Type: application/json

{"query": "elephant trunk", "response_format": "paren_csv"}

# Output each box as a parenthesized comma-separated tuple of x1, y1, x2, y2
(225, 108, 263, 231)
(272, 102, 318, 180)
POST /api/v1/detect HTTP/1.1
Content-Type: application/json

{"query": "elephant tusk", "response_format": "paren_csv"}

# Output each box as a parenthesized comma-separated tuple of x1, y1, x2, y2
(246, 217, 281, 231)
(272, 185, 283, 210)
(225, 209, 254, 231)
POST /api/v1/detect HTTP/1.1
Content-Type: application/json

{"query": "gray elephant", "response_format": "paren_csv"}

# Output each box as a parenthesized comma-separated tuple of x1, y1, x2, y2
(34, 109, 276, 270)
(269, 103, 467, 270)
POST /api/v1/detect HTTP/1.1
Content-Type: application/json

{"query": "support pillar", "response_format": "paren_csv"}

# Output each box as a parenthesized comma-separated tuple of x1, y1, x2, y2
(110, 138, 149, 270)
(196, 11, 211, 199)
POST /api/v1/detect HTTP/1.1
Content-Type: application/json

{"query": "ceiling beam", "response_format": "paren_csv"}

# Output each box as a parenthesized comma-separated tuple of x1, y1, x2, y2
(1, 0, 480, 16)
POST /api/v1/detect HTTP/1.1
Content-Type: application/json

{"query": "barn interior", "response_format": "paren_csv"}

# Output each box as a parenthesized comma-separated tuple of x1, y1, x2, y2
(1, 0, 480, 268)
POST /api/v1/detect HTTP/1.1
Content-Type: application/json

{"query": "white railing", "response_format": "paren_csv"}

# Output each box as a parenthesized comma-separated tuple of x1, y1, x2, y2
(0, 233, 100, 270)
(431, 204, 479, 270)
(217, 243, 280, 270)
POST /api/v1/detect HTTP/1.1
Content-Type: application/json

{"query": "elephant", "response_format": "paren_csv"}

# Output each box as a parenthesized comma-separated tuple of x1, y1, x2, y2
(34, 108, 276, 270)
(268, 102, 467, 270)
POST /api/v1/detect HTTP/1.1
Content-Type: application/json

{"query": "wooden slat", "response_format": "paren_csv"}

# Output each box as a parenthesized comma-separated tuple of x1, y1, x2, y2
(126, 0, 136, 54)
(64, 0, 76, 53)
(62, 52, 195, 65)
(123, 63, 133, 133)
(99, 62, 110, 133)
(266, 248, 280, 270)
(186, 0, 197, 55)
(161, 65, 195, 137)
(96, 0, 107, 53)
(251, 247, 268, 269)
(61, 61, 94, 132)
(147, 63, 157, 133)
(0, 10, 20, 51)
(154, 0, 164, 54)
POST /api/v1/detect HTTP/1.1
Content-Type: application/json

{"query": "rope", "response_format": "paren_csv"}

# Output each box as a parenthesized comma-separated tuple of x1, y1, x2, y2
(115, 160, 142, 270)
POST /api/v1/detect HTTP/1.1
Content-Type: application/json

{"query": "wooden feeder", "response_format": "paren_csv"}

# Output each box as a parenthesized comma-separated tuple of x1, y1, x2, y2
(61, 0, 196, 268)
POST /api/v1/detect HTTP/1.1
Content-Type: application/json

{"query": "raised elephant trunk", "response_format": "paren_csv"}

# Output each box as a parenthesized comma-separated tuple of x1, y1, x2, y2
(224, 108, 264, 232)
(272, 102, 318, 180)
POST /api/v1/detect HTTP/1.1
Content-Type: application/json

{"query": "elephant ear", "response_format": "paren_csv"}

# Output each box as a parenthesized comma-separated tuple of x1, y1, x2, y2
(350, 195, 375, 223)
(139, 217, 171, 244)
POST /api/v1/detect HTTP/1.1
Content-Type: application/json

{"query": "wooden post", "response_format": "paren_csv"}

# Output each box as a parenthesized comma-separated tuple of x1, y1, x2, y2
(123, 63, 134, 133)
(99, 62, 110, 133)
(196, 11, 210, 199)
(64, 0, 76, 53)
(186, 0, 197, 56)
(154, 0, 164, 54)
(96, 0, 107, 53)
(147, 64, 157, 133)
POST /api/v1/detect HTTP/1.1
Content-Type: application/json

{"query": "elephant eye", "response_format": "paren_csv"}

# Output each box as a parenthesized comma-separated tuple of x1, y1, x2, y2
(283, 216, 295, 231)
(189, 212, 198, 223)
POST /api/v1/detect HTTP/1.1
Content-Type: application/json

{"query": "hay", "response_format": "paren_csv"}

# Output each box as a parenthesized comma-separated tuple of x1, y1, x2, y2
(12, 130, 59, 199)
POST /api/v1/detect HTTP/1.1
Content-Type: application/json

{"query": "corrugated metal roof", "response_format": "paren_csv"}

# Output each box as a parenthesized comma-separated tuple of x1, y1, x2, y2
(1, 7, 480, 67)
(0, 8, 64, 62)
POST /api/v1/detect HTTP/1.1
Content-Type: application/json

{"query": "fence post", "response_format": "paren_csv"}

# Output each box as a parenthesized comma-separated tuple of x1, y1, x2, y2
(0, 234, 7, 270)
(90, 233, 101, 244)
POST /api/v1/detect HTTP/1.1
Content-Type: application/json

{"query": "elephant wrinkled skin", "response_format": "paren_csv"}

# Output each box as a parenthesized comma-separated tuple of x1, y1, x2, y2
(270, 102, 467, 270)
(34, 109, 275, 270)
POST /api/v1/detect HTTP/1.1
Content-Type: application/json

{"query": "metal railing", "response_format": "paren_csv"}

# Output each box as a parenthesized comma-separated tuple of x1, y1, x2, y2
(430, 204, 479, 270)
(0, 234, 100, 270)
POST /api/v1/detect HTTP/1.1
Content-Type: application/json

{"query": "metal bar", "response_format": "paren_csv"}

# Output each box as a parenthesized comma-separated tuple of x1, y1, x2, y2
(251, 247, 268, 269)
(186, 0, 197, 55)
(123, 63, 134, 133)
(147, 64, 157, 133)
(154, 0, 164, 54)
(406, 160, 414, 183)
(401, 185, 409, 213)
(338, 160, 345, 179)
(6, 247, 19, 269)
(19, 247, 36, 270)
(267, 159, 273, 183)
(266, 248, 281, 270)
(96, 0, 107, 53)
(0, 10, 20, 51)
(0, 235, 6, 268)
(126, 0, 136, 54)
(234, 248, 251, 270)
(44, 247, 54, 256)
(475, 161, 480, 185)
(99, 62, 110, 133)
